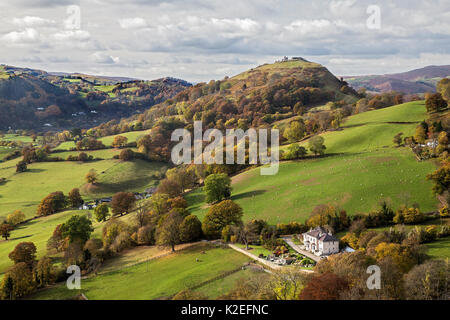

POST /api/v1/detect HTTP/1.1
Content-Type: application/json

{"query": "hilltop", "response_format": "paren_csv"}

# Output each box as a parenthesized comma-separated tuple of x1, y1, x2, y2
(99, 58, 360, 134)
(0, 64, 191, 131)
(345, 65, 450, 94)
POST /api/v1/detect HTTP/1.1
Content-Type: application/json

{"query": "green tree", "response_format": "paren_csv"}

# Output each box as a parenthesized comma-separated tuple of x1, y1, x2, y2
(94, 203, 110, 222)
(204, 173, 231, 204)
(60, 215, 93, 244)
(283, 121, 305, 143)
(283, 144, 307, 160)
(6, 210, 26, 226)
(202, 200, 243, 239)
(309, 136, 326, 156)
(16, 160, 27, 173)
(426, 160, 450, 195)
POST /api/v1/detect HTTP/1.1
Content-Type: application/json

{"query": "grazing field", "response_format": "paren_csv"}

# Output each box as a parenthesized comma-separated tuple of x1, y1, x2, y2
(0, 158, 167, 218)
(98, 129, 151, 147)
(0, 210, 94, 275)
(425, 237, 450, 260)
(31, 244, 251, 300)
(0, 134, 34, 143)
(187, 101, 438, 224)
(52, 148, 138, 160)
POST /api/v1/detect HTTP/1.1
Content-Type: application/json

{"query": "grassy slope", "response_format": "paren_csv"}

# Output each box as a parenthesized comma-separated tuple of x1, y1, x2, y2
(31, 244, 250, 300)
(187, 101, 438, 224)
(0, 210, 93, 275)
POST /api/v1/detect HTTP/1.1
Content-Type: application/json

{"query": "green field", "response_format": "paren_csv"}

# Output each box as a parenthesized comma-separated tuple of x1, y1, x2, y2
(0, 157, 167, 218)
(187, 101, 438, 224)
(0, 210, 95, 275)
(31, 244, 251, 300)
(0, 134, 34, 143)
(98, 129, 151, 147)
(425, 237, 450, 260)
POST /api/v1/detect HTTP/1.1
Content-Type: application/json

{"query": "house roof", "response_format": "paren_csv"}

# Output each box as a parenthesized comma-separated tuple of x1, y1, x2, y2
(303, 226, 338, 242)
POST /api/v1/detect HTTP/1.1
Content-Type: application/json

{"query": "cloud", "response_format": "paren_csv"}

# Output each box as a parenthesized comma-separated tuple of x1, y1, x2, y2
(53, 30, 91, 41)
(92, 52, 120, 64)
(2, 28, 40, 43)
(119, 18, 148, 29)
(12, 16, 56, 27)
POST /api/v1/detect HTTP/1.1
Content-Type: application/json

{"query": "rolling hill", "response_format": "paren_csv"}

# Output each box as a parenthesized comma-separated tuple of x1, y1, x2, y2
(186, 101, 438, 224)
(0, 64, 191, 131)
(344, 65, 450, 94)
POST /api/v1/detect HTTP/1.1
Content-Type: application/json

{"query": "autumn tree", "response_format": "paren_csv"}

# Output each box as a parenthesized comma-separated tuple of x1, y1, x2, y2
(111, 192, 136, 216)
(425, 92, 447, 113)
(68, 188, 83, 208)
(36, 191, 67, 216)
(112, 135, 128, 148)
(8, 242, 37, 268)
(426, 159, 449, 195)
(156, 211, 184, 251)
(202, 200, 243, 239)
(85, 169, 98, 184)
(0, 223, 13, 241)
(179, 215, 202, 242)
(119, 148, 134, 161)
(299, 273, 349, 300)
(34, 256, 55, 288)
(204, 173, 232, 204)
(404, 260, 449, 300)
(0, 262, 36, 299)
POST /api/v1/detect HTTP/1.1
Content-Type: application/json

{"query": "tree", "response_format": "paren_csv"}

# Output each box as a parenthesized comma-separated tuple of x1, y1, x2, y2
(68, 188, 83, 208)
(156, 211, 183, 251)
(283, 121, 305, 143)
(426, 159, 450, 195)
(16, 160, 27, 173)
(112, 135, 128, 148)
(282, 144, 307, 160)
(94, 203, 110, 222)
(7, 210, 25, 226)
(298, 273, 349, 300)
(308, 136, 326, 156)
(60, 215, 93, 244)
(47, 224, 65, 253)
(404, 260, 448, 300)
(34, 256, 55, 288)
(204, 173, 232, 204)
(156, 178, 182, 198)
(437, 78, 450, 105)
(0, 223, 13, 241)
(1, 262, 35, 299)
(414, 125, 427, 144)
(437, 131, 449, 154)
(179, 215, 202, 242)
(119, 148, 134, 161)
(111, 192, 136, 216)
(425, 92, 447, 113)
(36, 191, 67, 216)
(238, 221, 259, 250)
(202, 200, 243, 239)
(393, 132, 403, 147)
(85, 169, 98, 184)
(8, 242, 36, 268)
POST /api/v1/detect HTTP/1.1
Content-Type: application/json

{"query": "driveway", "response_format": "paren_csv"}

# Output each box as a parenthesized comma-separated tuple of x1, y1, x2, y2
(281, 236, 321, 263)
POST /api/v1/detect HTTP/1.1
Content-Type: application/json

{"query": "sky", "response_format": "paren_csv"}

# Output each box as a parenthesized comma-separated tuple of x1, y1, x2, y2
(0, 0, 449, 83)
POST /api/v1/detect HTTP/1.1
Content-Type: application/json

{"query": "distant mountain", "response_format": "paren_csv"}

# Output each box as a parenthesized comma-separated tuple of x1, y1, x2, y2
(0, 64, 191, 131)
(344, 65, 450, 94)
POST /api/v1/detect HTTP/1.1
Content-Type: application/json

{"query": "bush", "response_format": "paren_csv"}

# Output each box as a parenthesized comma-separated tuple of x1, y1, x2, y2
(137, 225, 156, 245)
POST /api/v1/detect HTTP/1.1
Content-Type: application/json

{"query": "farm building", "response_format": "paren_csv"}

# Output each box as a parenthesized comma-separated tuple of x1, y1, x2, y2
(302, 226, 339, 256)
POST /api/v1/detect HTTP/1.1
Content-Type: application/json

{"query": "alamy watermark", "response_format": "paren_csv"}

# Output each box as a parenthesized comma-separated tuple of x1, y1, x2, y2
(66, 265, 81, 290)
(366, 265, 381, 290)
(171, 121, 279, 175)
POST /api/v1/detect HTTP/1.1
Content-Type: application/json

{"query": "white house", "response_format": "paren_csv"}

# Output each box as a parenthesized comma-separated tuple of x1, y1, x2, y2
(302, 226, 339, 256)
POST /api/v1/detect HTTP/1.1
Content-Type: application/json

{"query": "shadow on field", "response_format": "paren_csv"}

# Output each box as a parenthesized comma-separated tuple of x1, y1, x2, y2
(10, 235, 32, 241)
(232, 190, 266, 201)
